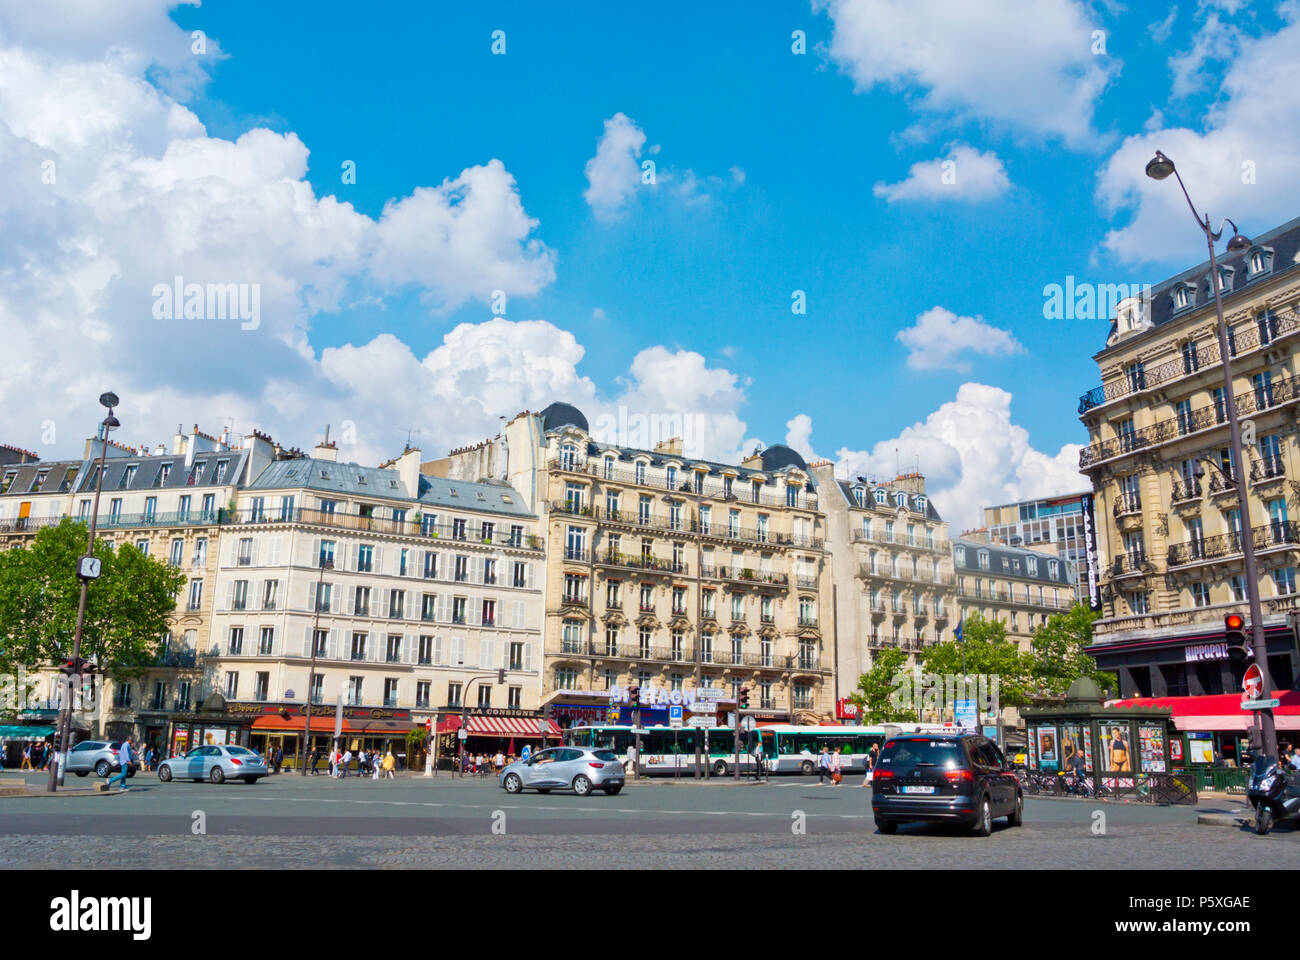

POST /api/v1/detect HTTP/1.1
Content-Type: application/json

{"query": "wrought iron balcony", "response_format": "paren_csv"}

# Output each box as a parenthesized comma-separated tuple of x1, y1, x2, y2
(1166, 520, 1300, 567)
(1171, 477, 1202, 503)
(1250, 454, 1286, 482)
(1113, 492, 1142, 516)
(1078, 307, 1300, 414)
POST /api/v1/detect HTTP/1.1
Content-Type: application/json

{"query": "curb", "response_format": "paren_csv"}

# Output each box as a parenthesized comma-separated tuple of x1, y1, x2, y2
(1197, 812, 1252, 827)
(0, 778, 125, 799)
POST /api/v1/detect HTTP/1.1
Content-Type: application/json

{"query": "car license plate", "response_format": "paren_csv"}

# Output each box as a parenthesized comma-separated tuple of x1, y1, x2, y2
(901, 785, 935, 794)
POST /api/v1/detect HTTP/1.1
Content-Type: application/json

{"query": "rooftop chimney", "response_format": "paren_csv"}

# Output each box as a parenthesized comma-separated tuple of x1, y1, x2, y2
(314, 425, 338, 463)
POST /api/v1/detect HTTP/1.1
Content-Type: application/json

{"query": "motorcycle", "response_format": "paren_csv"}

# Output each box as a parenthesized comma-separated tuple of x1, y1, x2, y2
(1246, 755, 1300, 835)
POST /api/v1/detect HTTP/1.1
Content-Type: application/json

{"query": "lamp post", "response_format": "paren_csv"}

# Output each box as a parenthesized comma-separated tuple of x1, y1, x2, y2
(298, 557, 334, 775)
(47, 392, 120, 792)
(1144, 150, 1277, 759)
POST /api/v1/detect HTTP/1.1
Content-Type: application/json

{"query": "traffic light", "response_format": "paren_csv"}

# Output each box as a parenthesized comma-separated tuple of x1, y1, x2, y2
(1224, 613, 1252, 658)
(628, 685, 640, 708)
(497, 668, 506, 684)
(59, 658, 77, 676)
(739, 687, 750, 710)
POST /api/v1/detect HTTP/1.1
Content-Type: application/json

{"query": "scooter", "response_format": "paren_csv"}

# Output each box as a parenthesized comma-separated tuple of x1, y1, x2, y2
(1246, 756, 1300, 835)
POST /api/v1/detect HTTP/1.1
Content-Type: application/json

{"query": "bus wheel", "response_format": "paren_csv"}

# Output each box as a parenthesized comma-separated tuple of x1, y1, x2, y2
(800, 760, 815, 776)
(712, 760, 728, 777)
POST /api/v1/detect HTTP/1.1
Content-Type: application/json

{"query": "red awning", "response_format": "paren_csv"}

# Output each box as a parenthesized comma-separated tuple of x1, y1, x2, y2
(1107, 690, 1300, 731)
(250, 715, 363, 734)
(466, 716, 562, 739)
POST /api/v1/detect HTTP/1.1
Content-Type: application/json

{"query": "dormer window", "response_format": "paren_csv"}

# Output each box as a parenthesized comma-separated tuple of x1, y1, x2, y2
(635, 461, 647, 485)
(559, 443, 577, 471)
(1172, 283, 1194, 311)
(874, 488, 887, 505)
(1247, 246, 1274, 278)
(852, 486, 865, 507)
(955, 545, 966, 565)
(1207, 266, 1233, 296)
(894, 492, 908, 508)
(915, 495, 927, 513)
(604, 457, 615, 480)
(977, 549, 990, 570)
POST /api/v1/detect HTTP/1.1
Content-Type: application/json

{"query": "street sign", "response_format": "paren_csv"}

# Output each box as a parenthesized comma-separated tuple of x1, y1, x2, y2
(689, 715, 717, 728)
(668, 704, 684, 729)
(696, 688, 725, 702)
(457, 728, 468, 740)
(741, 716, 756, 732)
(425, 717, 433, 732)
(1242, 663, 1264, 700)
(1242, 698, 1281, 710)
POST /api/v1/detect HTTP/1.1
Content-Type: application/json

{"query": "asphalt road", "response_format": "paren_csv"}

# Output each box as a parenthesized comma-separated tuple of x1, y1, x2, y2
(1, 770, 1294, 869)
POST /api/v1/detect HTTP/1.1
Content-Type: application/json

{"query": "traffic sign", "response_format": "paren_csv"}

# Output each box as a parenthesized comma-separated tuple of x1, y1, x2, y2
(741, 716, 756, 732)
(695, 688, 725, 702)
(1242, 663, 1264, 700)
(668, 704, 684, 729)
(1242, 698, 1281, 710)
(425, 717, 433, 732)
(457, 728, 468, 740)
(689, 715, 717, 728)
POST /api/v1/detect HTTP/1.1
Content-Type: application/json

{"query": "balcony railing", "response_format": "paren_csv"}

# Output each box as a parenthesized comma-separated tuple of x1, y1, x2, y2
(1077, 307, 1300, 414)
(546, 460, 819, 509)
(1110, 552, 1150, 577)
(596, 551, 689, 575)
(1113, 492, 1142, 516)
(1079, 371, 1300, 470)
(1167, 520, 1300, 567)
(548, 501, 822, 548)
(1251, 454, 1286, 482)
(1171, 477, 1202, 503)
(224, 507, 543, 550)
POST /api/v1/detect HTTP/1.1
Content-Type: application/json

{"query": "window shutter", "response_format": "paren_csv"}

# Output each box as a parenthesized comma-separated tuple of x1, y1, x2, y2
(350, 542, 360, 572)
(327, 628, 338, 661)
(302, 625, 312, 657)
(454, 636, 465, 666)
(222, 579, 233, 612)
(513, 601, 523, 629)
(221, 536, 235, 568)
(434, 635, 444, 666)
(469, 601, 481, 626)
(269, 536, 282, 566)
(437, 594, 448, 624)
(311, 538, 321, 567)
(374, 545, 385, 575)
(527, 563, 535, 588)
(382, 589, 391, 619)
(346, 585, 356, 616)
(250, 537, 259, 567)
(524, 643, 532, 672)
(367, 630, 376, 662)
(403, 633, 414, 664)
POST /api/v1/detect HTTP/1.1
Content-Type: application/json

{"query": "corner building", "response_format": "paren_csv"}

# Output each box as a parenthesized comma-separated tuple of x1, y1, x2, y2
(454, 403, 834, 725)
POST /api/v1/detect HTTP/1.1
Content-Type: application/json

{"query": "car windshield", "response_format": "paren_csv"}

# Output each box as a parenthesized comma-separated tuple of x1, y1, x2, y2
(592, 750, 618, 762)
(226, 746, 252, 755)
(878, 739, 963, 768)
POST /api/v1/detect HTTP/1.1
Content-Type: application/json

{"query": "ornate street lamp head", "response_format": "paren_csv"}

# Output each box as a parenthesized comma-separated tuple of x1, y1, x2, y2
(1144, 152, 1175, 181)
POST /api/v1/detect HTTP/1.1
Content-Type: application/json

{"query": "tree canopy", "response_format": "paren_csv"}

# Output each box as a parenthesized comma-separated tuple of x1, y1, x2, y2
(0, 518, 186, 681)
(848, 647, 917, 723)
(1029, 602, 1116, 697)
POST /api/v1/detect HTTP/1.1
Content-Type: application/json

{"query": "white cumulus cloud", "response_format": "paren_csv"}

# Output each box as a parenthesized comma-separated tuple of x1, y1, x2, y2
(873, 144, 1011, 203)
(896, 306, 1024, 372)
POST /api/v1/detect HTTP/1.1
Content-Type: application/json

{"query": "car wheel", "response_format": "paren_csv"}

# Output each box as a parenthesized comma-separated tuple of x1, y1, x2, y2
(158, 766, 172, 783)
(712, 760, 728, 777)
(1008, 792, 1023, 827)
(974, 796, 993, 837)
(95, 760, 110, 778)
(503, 774, 523, 794)
(210, 766, 225, 785)
(605, 785, 623, 796)
(572, 775, 593, 797)
(876, 819, 897, 835)
(800, 760, 815, 776)
(75, 772, 87, 778)
(1255, 805, 1273, 836)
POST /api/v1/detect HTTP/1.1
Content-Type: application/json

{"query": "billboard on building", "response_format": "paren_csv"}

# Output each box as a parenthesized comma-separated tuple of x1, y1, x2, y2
(1080, 493, 1103, 612)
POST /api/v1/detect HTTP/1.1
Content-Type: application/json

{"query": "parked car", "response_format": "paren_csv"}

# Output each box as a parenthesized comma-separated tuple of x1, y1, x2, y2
(157, 745, 268, 784)
(499, 746, 625, 796)
(64, 741, 137, 779)
(870, 732, 1022, 836)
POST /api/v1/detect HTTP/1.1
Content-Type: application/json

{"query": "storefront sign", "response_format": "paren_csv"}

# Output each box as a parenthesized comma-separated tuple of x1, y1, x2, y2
(607, 685, 718, 708)
(1184, 642, 1228, 663)
(836, 698, 860, 720)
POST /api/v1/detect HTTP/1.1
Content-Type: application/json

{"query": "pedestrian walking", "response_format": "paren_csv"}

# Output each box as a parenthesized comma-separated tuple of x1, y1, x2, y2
(862, 746, 874, 787)
(272, 746, 283, 774)
(493, 750, 505, 772)
(20, 745, 32, 770)
(816, 746, 831, 785)
(829, 750, 843, 785)
(310, 747, 321, 775)
(340, 748, 352, 778)
(383, 749, 396, 780)
(106, 738, 134, 791)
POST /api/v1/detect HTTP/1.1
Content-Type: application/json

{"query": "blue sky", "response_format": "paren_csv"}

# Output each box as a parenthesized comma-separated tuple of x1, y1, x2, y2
(2, 0, 1296, 526)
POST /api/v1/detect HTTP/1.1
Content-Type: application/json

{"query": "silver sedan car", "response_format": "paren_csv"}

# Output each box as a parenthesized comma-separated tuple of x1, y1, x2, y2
(157, 744, 268, 784)
(499, 746, 625, 796)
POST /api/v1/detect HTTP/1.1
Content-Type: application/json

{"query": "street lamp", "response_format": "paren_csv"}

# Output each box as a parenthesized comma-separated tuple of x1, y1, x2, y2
(47, 393, 120, 792)
(1145, 150, 1277, 758)
(297, 557, 334, 775)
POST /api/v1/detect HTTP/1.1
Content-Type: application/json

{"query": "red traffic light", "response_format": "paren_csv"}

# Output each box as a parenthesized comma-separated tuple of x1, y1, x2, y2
(1225, 613, 1245, 632)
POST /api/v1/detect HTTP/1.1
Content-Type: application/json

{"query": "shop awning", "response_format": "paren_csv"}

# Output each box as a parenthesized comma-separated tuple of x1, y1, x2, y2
(250, 715, 363, 734)
(355, 719, 420, 735)
(1108, 691, 1300, 731)
(466, 716, 562, 739)
(0, 725, 55, 740)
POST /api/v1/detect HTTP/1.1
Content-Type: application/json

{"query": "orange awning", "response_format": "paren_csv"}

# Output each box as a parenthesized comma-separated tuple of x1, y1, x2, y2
(250, 715, 363, 734)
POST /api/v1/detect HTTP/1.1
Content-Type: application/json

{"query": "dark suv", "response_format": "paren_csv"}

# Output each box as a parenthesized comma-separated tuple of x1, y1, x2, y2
(870, 733, 1022, 836)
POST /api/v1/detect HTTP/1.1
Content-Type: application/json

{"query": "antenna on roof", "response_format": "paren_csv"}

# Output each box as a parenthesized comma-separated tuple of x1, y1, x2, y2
(398, 427, 422, 449)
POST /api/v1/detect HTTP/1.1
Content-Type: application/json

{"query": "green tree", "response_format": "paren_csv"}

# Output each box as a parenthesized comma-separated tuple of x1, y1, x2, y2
(848, 647, 917, 723)
(0, 518, 186, 683)
(1030, 602, 1116, 697)
(919, 612, 1036, 709)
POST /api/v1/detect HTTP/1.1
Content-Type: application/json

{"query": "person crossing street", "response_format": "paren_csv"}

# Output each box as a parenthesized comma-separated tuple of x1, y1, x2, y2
(106, 738, 135, 791)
